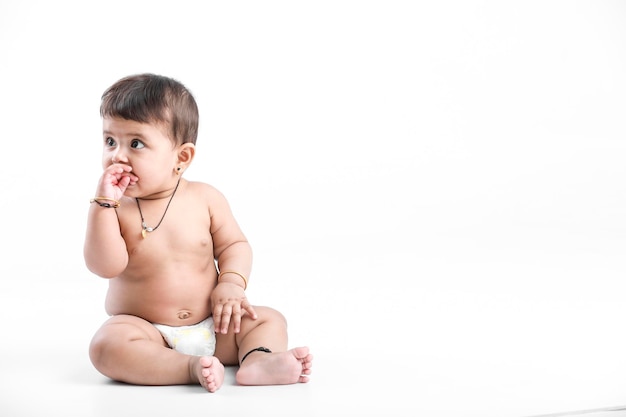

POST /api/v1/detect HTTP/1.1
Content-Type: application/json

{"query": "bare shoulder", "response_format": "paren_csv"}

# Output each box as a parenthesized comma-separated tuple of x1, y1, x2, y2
(184, 180, 220, 194)
(183, 180, 230, 207)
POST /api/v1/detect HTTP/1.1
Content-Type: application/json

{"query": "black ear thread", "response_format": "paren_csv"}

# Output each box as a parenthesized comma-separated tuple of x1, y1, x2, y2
(176, 167, 181, 174)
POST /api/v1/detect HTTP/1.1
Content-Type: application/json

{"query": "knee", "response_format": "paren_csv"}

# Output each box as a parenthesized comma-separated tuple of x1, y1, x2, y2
(88, 315, 155, 375)
(252, 306, 288, 327)
(88, 327, 110, 373)
(89, 317, 118, 368)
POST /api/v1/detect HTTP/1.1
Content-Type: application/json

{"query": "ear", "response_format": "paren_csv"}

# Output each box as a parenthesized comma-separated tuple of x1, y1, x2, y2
(176, 143, 195, 170)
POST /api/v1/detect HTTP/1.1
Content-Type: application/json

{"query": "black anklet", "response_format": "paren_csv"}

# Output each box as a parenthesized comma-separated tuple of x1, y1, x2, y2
(241, 346, 272, 363)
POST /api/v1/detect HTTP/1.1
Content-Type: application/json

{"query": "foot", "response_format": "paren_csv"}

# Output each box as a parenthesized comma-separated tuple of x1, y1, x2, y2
(190, 356, 225, 392)
(235, 346, 313, 386)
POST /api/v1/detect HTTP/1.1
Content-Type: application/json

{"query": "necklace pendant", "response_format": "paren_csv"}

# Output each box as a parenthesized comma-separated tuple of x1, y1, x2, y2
(135, 178, 181, 240)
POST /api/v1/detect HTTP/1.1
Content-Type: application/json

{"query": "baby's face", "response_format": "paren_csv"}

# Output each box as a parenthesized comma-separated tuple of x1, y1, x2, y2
(102, 116, 178, 198)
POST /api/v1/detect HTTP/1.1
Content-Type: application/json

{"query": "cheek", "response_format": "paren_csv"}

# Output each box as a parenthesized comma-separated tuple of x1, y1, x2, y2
(101, 156, 109, 170)
(101, 151, 113, 168)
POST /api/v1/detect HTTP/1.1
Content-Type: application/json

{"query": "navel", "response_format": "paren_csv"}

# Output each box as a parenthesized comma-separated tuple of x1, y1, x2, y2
(177, 310, 192, 320)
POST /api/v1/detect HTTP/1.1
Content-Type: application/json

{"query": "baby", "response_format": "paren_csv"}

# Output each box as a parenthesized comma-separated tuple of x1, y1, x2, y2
(84, 73, 312, 392)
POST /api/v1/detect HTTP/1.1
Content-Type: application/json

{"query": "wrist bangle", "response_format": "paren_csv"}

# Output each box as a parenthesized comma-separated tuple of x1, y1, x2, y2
(90, 197, 120, 208)
(218, 270, 248, 290)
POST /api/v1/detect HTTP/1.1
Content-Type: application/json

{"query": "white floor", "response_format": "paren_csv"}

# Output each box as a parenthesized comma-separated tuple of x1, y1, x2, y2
(1, 229, 626, 417)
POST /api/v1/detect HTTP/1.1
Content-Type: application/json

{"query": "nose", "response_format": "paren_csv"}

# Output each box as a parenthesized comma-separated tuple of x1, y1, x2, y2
(111, 148, 128, 164)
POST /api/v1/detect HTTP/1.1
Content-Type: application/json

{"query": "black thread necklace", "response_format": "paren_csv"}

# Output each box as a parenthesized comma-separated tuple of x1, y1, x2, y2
(135, 178, 181, 239)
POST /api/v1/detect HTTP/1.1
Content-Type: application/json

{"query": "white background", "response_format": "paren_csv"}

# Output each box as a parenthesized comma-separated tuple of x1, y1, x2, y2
(1, 1, 625, 416)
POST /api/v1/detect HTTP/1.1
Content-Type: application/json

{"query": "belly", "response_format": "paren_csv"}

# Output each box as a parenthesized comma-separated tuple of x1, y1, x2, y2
(104, 274, 214, 326)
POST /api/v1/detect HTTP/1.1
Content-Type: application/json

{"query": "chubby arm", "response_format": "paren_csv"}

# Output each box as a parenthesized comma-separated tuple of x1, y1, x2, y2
(84, 164, 138, 278)
(210, 187, 253, 285)
(207, 186, 257, 333)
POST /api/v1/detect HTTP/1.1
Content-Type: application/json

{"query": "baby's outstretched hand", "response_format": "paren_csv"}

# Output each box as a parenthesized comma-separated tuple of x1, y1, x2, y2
(96, 164, 138, 200)
(210, 282, 257, 334)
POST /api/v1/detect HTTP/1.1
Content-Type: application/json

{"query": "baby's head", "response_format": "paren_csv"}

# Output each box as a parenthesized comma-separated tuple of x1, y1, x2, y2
(100, 73, 199, 146)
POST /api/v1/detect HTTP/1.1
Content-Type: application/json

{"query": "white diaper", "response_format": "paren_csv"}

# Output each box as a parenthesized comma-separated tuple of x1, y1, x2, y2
(153, 317, 216, 356)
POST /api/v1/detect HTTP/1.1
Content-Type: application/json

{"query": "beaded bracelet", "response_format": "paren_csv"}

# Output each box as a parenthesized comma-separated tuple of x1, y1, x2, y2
(90, 197, 120, 208)
(218, 270, 248, 290)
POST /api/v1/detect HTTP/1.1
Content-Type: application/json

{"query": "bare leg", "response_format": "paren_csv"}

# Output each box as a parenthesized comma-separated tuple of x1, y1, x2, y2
(89, 315, 225, 392)
(214, 306, 313, 386)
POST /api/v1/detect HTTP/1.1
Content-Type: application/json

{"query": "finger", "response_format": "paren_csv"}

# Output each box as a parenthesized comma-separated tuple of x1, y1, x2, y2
(110, 164, 128, 176)
(212, 304, 224, 330)
(242, 301, 258, 320)
(231, 306, 242, 333)
(118, 175, 131, 190)
(120, 166, 138, 182)
(110, 162, 132, 171)
(121, 172, 139, 185)
(219, 306, 233, 334)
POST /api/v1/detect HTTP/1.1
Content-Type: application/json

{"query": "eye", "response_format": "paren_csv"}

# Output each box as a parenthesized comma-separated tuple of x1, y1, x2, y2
(105, 137, 116, 147)
(131, 139, 145, 149)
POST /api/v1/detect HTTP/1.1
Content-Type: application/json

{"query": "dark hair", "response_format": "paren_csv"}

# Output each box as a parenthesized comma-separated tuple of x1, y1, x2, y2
(100, 73, 199, 145)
